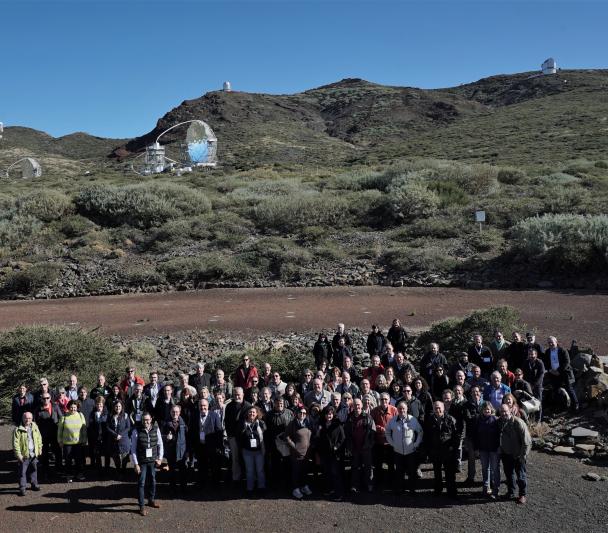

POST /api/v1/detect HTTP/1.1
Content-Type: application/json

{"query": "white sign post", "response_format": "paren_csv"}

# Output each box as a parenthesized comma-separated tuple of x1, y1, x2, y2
(475, 210, 486, 233)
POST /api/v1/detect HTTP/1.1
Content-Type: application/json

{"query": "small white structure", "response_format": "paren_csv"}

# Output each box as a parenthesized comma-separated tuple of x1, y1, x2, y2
(5, 157, 43, 179)
(542, 58, 557, 75)
(143, 143, 166, 175)
(223, 81, 232, 92)
(0, 121, 3, 140)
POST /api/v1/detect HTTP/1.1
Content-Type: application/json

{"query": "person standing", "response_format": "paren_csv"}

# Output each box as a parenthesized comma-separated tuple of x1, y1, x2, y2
(468, 335, 494, 380)
(189, 398, 223, 487)
(313, 334, 333, 370)
(285, 405, 313, 499)
(499, 404, 532, 504)
(12, 384, 34, 426)
(161, 404, 189, 491)
(370, 393, 398, 489)
(225, 387, 251, 483)
(345, 398, 376, 493)
(130, 412, 163, 516)
(239, 406, 267, 496)
(106, 400, 131, 476)
(34, 390, 63, 477)
(234, 355, 259, 392)
(366, 325, 386, 358)
(318, 406, 345, 501)
(88, 396, 109, 472)
(57, 400, 87, 482)
(13, 412, 42, 496)
(387, 318, 408, 354)
(476, 402, 501, 499)
(426, 401, 459, 498)
(385, 401, 423, 495)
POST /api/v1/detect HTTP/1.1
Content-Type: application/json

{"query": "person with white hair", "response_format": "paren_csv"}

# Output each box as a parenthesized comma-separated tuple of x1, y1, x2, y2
(483, 371, 511, 411)
(542, 336, 579, 411)
(332, 323, 352, 353)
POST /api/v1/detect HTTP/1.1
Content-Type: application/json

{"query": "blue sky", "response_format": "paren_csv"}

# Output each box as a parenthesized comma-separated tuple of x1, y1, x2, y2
(1, 0, 606, 138)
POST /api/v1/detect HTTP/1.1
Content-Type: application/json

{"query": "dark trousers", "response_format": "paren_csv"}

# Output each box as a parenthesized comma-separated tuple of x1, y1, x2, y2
(63, 444, 83, 476)
(372, 443, 394, 486)
(168, 458, 188, 488)
(137, 462, 157, 507)
(291, 457, 308, 489)
(18, 457, 39, 490)
(393, 452, 418, 493)
(432, 455, 457, 496)
(501, 454, 527, 497)
(350, 449, 373, 489)
(196, 442, 220, 485)
(321, 455, 344, 497)
(40, 438, 62, 474)
(547, 374, 579, 409)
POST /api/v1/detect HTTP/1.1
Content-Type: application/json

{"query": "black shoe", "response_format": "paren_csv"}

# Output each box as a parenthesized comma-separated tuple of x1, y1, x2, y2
(31, 485, 41, 492)
(332, 495, 343, 502)
(18, 489, 26, 497)
(503, 493, 515, 500)
(463, 478, 475, 487)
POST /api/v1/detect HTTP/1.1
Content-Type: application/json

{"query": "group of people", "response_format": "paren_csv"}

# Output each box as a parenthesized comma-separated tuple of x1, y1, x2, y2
(13, 319, 581, 514)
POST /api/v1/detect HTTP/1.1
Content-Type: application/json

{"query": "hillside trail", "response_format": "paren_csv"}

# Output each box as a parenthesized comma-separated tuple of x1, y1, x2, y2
(1, 287, 607, 352)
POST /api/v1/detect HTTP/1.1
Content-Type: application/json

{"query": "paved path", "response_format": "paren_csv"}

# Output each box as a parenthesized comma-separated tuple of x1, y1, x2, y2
(1, 287, 607, 352)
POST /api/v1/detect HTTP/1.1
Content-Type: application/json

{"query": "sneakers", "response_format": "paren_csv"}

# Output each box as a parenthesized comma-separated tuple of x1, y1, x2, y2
(292, 488, 303, 500)
(350, 487, 359, 494)
(301, 485, 312, 496)
(139, 506, 147, 516)
(148, 501, 161, 509)
(516, 496, 527, 505)
(18, 489, 26, 497)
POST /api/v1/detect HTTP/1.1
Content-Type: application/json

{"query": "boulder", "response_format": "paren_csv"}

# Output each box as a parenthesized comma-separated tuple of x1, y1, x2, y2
(583, 472, 603, 481)
(571, 427, 599, 440)
(575, 444, 596, 453)
(553, 446, 575, 455)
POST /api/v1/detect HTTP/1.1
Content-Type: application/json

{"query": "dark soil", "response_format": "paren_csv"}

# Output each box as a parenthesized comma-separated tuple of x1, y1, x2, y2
(0, 424, 606, 532)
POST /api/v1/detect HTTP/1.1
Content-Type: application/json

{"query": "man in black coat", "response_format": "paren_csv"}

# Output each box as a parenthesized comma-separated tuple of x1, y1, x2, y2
(425, 401, 460, 498)
(331, 323, 352, 353)
(543, 336, 579, 411)
(468, 334, 494, 380)
(313, 334, 333, 369)
(366, 325, 386, 357)
(224, 387, 252, 483)
(190, 363, 212, 395)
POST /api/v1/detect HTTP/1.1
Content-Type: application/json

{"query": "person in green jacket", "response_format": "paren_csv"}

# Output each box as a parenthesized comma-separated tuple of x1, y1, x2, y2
(57, 400, 87, 482)
(13, 411, 43, 496)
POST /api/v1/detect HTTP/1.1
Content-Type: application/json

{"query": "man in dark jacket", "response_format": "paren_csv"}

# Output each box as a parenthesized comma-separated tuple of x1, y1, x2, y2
(543, 336, 579, 411)
(12, 385, 34, 426)
(154, 384, 176, 424)
(333, 338, 353, 370)
(461, 386, 483, 484)
(387, 318, 408, 354)
(313, 334, 333, 369)
(426, 401, 460, 498)
(420, 343, 449, 383)
(468, 335, 494, 380)
(366, 325, 386, 357)
(34, 393, 63, 476)
(161, 404, 189, 490)
(345, 398, 376, 493)
(126, 384, 148, 430)
(331, 323, 352, 353)
(189, 362, 212, 395)
(265, 397, 294, 486)
(505, 332, 527, 372)
(189, 399, 222, 487)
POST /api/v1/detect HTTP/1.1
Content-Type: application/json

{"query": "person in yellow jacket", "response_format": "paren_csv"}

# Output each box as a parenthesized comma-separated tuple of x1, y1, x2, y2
(13, 411, 43, 496)
(57, 400, 87, 482)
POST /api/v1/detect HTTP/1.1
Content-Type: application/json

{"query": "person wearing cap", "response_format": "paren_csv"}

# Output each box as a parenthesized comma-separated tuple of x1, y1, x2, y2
(130, 411, 163, 516)
(524, 332, 543, 359)
(13, 411, 43, 496)
(385, 401, 423, 495)
(371, 392, 398, 488)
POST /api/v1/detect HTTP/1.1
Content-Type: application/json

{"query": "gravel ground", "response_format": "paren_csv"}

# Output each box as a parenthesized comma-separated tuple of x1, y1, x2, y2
(1, 424, 607, 533)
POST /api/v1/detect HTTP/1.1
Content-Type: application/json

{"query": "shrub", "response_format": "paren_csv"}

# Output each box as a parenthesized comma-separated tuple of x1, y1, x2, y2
(417, 306, 522, 352)
(382, 246, 457, 274)
(16, 189, 73, 222)
(159, 253, 250, 284)
(2, 262, 62, 294)
(59, 214, 97, 238)
(467, 228, 505, 253)
(119, 264, 166, 286)
(254, 194, 348, 233)
(427, 180, 469, 208)
(0, 326, 127, 415)
(75, 182, 211, 228)
(497, 167, 527, 185)
(387, 177, 439, 221)
(245, 237, 313, 277)
(511, 214, 608, 255)
(0, 215, 44, 250)
(406, 217, 463, 239)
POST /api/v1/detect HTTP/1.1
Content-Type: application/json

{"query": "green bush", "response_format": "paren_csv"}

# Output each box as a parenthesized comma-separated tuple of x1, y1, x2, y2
(16, 189, 74, 222)
(417, 306, 522, 352)
(76, 182, 211, 228)
(119, 264, 166, 286)
(427, 180, 469, 208)
(2, 262, 62, 295)
(497, 167, 527, 185)
(387, 177, 439, 221)
(406, 217, 462, 239)
(254, 194, 348, 233)
(0, 326, 127, 415)
(467, 228, 505, 253)
(245, 237, 313, 277)
(0, 215, 44, 250)
(159, 253, 251, 284)
(59, 214, 97, 238)
(382, 246, 457, 274)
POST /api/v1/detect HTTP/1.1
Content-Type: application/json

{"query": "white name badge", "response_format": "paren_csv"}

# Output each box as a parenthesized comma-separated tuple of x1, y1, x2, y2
(135, 413, 142, 422)
(199, 430, 205, 443)
(483, 357, 491, 363)
(145, 447, 153, 458)
(250, 438, 257, 448)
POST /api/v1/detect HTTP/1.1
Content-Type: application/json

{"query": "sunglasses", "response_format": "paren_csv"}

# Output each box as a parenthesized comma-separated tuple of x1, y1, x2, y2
(42, 397, 51, 400)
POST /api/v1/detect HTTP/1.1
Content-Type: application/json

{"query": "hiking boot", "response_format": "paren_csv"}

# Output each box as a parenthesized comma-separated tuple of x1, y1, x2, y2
(148, 501, 161, 509)
(31, 485, 41, 491)
(139, 506, 147, 516)
(292, 488, 303, 500)
(516, 496, 527, 505)
(301, 485, 312, 496)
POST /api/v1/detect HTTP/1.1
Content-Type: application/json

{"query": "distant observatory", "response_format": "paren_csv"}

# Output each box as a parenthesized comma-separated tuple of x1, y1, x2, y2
(0, 121, 3, 140)
(6, 157, 43, 179)
(223, 81, 232, 92)
(542, 58, 557, 75)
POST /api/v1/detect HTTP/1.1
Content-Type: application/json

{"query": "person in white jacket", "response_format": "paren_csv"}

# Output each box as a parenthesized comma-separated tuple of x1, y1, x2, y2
(385, 401, 423, 495)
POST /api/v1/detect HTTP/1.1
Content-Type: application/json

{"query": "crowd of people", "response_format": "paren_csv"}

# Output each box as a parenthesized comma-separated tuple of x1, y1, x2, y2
(12, 319, 581, 514)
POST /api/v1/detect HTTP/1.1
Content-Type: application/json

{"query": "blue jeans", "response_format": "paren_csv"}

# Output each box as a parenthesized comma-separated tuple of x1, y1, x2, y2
(18, 457, 39, 490)
(479, 450, 500, 495)
(242, 449, 265, 491)
(137, 462, 156, 507)
(501, 454, 527, 497)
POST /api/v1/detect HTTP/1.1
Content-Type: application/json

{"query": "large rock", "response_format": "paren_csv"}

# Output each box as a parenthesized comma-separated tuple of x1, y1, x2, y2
(571, 427, 599, 440)
(553, 446, 576, 455)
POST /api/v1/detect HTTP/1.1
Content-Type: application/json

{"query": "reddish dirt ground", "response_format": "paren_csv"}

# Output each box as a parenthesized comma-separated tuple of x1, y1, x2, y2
(1, 287, 607, 352)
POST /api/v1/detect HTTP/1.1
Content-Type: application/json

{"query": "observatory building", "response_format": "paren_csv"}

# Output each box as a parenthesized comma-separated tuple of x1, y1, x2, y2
(542, 58, 557, 75)
(223, 81, 232, 92)
(6, 157, 43, 179)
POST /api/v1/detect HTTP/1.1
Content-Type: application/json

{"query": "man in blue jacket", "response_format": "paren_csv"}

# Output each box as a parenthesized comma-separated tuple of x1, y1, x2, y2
(483, 372, 511, 411)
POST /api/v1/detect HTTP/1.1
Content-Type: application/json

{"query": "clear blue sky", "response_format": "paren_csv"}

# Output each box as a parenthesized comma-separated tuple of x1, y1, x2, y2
(1, 0, 606, 139)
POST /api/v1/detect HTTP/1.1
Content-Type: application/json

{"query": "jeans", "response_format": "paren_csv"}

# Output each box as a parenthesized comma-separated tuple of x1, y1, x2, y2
(62, 444, 83, 477)
(479, 450, 500, 495)
(137, 462, 157, 507)
(228, 437, 242, 481)
(18, 457, 39, 490)
(350, 449, 373, 489)
(242, 449, 265, 491)
(393, 451, 418, 493)
(501, 454, 527, 497)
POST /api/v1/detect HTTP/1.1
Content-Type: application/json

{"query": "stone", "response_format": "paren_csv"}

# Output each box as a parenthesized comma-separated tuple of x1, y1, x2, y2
(553, 446, 576, 455)
(575, 444, 596, 452)
(583, 473, 602, 481)
(571, 427, 599, 439)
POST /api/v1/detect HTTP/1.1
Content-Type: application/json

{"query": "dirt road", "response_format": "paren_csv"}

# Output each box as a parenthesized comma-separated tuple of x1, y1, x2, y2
(1, 287, 607, 351)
